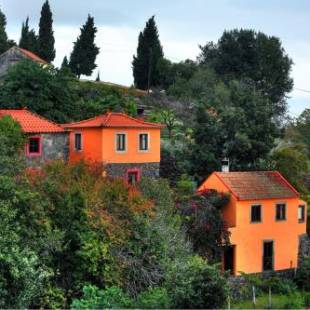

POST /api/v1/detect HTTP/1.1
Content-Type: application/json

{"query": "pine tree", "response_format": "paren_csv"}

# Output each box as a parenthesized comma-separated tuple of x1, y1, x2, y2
(132, 16, 163, 90)
(0, 7, 9, 54)
(19, 17, 38, 53)
(37, 0, 55, 62)
(69, 15, 99, 78)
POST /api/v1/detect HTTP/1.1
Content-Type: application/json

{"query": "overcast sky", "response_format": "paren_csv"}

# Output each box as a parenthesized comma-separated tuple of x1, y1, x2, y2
(1, 0, 309, 116)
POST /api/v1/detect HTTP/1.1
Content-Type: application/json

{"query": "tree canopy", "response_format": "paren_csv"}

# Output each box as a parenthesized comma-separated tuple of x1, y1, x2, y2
(37, 0, 55, 62)
(133, 16, 164, 90)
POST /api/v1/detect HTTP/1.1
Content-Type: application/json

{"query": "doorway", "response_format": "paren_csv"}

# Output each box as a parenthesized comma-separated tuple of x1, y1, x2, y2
(263, 241, 274, 271)
(223, 245, 235, 275)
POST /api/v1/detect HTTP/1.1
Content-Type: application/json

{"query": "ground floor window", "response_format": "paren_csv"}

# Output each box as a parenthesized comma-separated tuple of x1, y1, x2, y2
(127, 169, 140, 185)
(223, 245, 235, 275)
(27, 136, 41, 156)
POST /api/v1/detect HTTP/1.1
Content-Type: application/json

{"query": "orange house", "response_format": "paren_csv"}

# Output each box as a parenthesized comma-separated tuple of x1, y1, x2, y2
(64, 112, 164, 183)
(198, 171, 307, 275)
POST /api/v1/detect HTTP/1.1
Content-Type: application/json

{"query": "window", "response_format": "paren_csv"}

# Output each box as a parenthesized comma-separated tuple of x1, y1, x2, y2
(27, 137, 41, 156)
(139, 133, 149, 151)
(251, 205, 261, 222)
(74, 133, 82, 151)
(276, 203, 286, 221)
(298, 205, 305, 223)
(116, 133, 126, 152)
(127, 169, 140, 185)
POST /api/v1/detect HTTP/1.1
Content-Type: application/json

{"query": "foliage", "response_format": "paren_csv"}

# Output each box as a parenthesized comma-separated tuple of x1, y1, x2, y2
(0, 6, 8, 54)
(296, 256, 310, 291)
(165, 255, 229, 309)
(133, 16, 163, 90)
(136, 287, 171, 309)
(177, 190, 230, 261)
(296, 108, 310, 156)
(199, 29, 293, 116)
(37, 0, 55, 62)
(19, 17, 38, 53)
(271, 144, 309, 193)
(69, 15, 99, 78)
(71, 285, 132, 309)
(0, 60, 79, 123)
(0, 115, 26, 176)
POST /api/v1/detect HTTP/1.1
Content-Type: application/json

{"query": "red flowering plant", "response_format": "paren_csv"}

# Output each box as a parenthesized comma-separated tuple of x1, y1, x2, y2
(176, 189, 230, 263)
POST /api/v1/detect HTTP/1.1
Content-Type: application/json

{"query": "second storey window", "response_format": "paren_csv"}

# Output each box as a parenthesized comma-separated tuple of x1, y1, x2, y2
(276, 203, 286, 221)
(116, 133, 126, 152)
(74, 133, 82, 151)
(298, 205, 305, 223)
(139, 133, 149, 151)
(28, 137, 41, 155)
(251, 205, 261, 223)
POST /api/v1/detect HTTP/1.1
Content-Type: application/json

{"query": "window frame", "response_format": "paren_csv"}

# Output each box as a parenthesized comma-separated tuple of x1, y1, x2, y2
(115, 132, 127, 153)
(26, 136, 42, 157)
(275, 203, 286, 221)
(298, 205, 305, 223)
(250, 204, 262, 223)
(74, 132, 82, 152)
(126, 168, 141, 185)
(138, 132, 150, 152)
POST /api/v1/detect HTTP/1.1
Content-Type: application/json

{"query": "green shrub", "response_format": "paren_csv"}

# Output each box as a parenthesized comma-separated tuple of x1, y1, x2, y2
(281, 293, 304, 309)
(304, 292, 310, 308)
(263, 277, 297, 295)
(296, 256, 310, 291)
(136, 287, 171, 309)
(71, 285, 133, 309)
(166, 255, 229, 309)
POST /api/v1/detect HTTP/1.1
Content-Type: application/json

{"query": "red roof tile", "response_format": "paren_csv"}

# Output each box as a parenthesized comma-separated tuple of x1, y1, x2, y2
(214, 171, 299, 200)
(64, 112, 165, 129)
(0, 109, 65, 133)
(18, 47, 47, 64)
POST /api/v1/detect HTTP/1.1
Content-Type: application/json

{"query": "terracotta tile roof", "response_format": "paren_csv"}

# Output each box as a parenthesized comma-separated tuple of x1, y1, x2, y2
(214, 171, 299, 200)
(0, 46, 47, 64)
(18, 47, 47, 64)
(0, 109, 65, 133)
(64, 112, 165, 129)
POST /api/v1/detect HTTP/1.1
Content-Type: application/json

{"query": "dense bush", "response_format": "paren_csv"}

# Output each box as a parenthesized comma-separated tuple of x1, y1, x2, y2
(296, 256, 310, 291)
(165, 255, 229, 309)
(136, 287, 171, 309)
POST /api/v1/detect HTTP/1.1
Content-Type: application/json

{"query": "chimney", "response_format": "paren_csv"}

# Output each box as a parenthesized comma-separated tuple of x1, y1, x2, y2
(221, 157, 230, 173)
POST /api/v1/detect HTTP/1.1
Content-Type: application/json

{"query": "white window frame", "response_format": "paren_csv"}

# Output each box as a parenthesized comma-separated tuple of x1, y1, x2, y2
(138, 132, 150, 152)
(115, 132, 127, 153)
(298, 205, 305, 223)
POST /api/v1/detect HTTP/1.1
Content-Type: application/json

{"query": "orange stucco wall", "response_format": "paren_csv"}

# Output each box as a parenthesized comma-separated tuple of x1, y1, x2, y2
(101, 128, 160, 163)
(198, 173, 237, 227)
(69, 128, 103, 163)
(68, 127, 161, 164)
(199, 173, 307, 275)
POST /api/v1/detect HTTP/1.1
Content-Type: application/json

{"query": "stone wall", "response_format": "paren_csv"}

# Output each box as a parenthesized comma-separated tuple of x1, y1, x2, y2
(105, 162, 160, 179)
(0, 48, 24, 77)
(26, 133, 69, 167)
(298, 233, 310, 265)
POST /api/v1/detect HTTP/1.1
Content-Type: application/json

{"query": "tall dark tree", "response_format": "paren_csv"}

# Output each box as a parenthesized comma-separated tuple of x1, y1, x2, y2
(37, 0, 55, 62)
(132, 16, 163, 90)
(60, 56, 69, 70)
(19, 17, 38, 53)
(199, 29, 293, 116)
(69, 15, 99, 78)
(0, 7, 9, 54)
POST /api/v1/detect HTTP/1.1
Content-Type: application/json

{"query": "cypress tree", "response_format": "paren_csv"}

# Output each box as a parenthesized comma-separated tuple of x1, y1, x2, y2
(0, 7, 9, 54)
(19, 17, 38, 53)
(61, 56, 69, 70)
(69, 15, 99, 78)
(96, 71, 100, 81)
(37, 0, 55, 62)
(132, 16, 163, 90)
